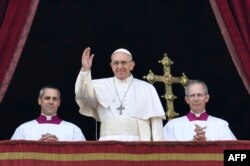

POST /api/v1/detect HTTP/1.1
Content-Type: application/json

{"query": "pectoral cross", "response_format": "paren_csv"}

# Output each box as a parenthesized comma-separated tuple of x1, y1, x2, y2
(117, 105, 125, 115)
(143, 53, 190, 120)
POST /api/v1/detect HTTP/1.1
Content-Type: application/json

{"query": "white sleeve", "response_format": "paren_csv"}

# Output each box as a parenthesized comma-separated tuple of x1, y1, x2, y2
(151, 117, 164, 141)
(217, 122, 237, 140)
(72, 125, 86, 141)
(163, 121, 177, 141)
(75, 70, 98, 108)
(11, 126, 24, 140)
(75, 71, 100, 120)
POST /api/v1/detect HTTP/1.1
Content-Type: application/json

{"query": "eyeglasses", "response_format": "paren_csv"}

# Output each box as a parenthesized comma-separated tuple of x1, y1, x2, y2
(111, 60, 132, 66)
(187, 93, 206, 99)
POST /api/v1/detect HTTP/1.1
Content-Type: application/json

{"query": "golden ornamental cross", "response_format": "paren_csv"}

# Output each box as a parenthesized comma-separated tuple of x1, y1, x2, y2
(143, 53, 190, 120)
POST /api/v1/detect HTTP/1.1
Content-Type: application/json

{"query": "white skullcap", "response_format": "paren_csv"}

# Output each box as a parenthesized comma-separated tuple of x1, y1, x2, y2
(112, 48, 132, 57)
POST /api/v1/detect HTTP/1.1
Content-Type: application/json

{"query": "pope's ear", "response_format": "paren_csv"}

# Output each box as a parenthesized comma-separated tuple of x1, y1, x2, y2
(130, 61, 135, 70)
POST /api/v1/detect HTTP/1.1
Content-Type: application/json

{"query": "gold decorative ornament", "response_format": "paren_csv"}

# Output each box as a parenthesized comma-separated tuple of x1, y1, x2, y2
(143, 53, 190, 120)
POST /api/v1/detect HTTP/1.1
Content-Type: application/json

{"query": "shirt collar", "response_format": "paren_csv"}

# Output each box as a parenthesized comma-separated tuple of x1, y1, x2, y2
(114, 74, 133, 84)
(36, 114, 62, 124)
(186, 111, 209, 121)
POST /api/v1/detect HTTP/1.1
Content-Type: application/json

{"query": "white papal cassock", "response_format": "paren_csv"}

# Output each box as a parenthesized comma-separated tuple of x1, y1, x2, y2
(75, 71, 166, 141)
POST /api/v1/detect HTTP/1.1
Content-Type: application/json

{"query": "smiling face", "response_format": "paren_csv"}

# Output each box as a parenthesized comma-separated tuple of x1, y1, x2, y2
(110, 52, 135, 80)
(38, 88, 60, 116)
(185, 83, 210, 114)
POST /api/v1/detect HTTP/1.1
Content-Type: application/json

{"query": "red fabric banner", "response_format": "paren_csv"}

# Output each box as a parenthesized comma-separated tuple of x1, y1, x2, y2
(0, 140, 249, 166)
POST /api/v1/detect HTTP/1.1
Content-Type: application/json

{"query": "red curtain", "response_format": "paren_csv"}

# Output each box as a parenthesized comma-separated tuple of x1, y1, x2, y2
(0, 0, 39, 103)
(210, 0, 250, 95)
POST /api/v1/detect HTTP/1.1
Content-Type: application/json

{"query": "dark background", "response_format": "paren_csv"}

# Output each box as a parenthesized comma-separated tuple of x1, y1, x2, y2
(0, 0, 249, 140)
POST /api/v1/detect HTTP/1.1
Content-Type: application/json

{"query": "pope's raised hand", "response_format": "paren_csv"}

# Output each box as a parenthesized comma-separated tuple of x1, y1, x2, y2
(81, 47, 94, 71)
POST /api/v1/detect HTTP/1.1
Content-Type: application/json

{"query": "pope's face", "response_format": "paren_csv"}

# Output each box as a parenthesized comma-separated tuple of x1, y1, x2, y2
(185, 83, 209, 114)
(38, 88, 60, 116)
(110, 52, 135, 80)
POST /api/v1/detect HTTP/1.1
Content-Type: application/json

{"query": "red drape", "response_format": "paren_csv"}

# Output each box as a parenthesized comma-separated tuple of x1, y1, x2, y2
(210, 0, 250, 95)
(0, 0, 39, 103)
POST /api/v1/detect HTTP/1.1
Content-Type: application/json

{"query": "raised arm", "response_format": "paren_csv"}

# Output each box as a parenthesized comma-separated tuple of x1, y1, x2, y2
(75, 47, 98, 114)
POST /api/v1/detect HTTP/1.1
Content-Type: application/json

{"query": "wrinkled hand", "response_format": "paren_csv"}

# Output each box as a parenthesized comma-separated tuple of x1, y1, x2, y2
(39, 133, 58, 142)
(193, 124, 207, 141)
(81, 47, 94, 71)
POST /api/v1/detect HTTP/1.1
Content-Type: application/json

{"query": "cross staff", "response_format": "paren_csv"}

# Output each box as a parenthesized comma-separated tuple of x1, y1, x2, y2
(143, 53, 189, 120)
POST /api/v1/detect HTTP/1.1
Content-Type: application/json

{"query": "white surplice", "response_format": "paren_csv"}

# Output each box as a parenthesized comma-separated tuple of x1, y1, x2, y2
(75, 71, 166, 141)
(11, 120, 86, 141)
(163, 115, 236, 141)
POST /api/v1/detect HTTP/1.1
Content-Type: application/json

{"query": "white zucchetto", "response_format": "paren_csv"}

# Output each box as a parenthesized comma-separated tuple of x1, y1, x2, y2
(112, 48, 132, 58)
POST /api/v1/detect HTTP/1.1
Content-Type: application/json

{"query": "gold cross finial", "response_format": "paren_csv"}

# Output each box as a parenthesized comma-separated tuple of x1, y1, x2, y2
(143, 53, 190, 120)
